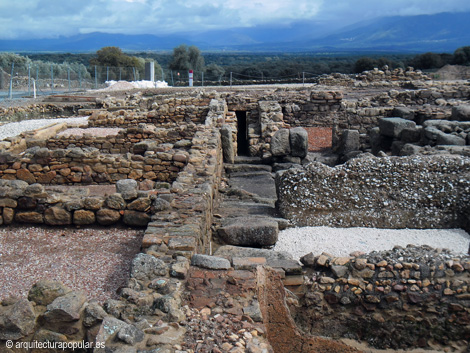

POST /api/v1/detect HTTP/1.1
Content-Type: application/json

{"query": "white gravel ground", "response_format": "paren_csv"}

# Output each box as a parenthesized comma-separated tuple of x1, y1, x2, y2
(273, 227, 470, 260)
(0, 116, 88, 141)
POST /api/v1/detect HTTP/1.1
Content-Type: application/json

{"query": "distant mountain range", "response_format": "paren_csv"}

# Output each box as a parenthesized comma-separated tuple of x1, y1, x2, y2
(1, 12, 469, 53)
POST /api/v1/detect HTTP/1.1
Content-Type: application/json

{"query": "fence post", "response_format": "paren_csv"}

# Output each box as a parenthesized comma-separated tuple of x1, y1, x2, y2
(106, 66, 109, 82)
(201, 72, 204, 87)
(79, 69, 82, 89)
(50, 64, 54, 94)
(68, 66, 71, 92)
(161, 68, 164, 81)
(28, 64, 31, 96)
(94, 66, 98, 89)
(171, 71, 174, 86)
(230, 72, 232, 88)
(8, 62, 14, 99)
(302, 72, 305, 86)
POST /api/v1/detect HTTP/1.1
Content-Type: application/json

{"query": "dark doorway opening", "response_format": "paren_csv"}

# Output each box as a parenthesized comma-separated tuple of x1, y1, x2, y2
(236, 111, 250, 156)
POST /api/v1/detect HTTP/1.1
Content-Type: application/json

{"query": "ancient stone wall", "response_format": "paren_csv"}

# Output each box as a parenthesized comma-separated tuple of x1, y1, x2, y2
(0, 179, 159, 227)
(44, 124, 196, 154)
(295, 245, 470, 350)
(0, 99, 226, 351)
(88, 96, 212, 127)
(276, 155, 470, 230)
(0, 146, 188, 184)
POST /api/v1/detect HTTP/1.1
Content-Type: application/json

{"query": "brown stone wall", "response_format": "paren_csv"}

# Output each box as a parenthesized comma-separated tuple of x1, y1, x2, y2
(0, 180, 156, 227)
(45, 124, 196, 154)
(0, 147, 188, 185)
(88, 96, 212, 127)
(257, 267, 361, 353)
(294, 246, 470, 350)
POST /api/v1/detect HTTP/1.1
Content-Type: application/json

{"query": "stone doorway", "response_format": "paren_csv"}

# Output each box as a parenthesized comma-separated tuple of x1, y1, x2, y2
(236, 111, 250, 156)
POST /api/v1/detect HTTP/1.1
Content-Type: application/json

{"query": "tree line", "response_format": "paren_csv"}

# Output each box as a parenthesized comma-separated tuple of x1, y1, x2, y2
(2, 45, 469, 84)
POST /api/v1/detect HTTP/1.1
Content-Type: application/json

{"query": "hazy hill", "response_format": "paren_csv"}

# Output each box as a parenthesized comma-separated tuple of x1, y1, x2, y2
(0, 12, 469, 53)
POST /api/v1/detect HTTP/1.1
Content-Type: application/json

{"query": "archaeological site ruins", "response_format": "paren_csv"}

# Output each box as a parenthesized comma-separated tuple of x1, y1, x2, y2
(0, 67, 469, 352)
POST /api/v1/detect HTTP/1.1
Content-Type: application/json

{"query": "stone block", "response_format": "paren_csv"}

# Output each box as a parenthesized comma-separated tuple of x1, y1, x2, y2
(130, 253, 168, 281)
(339, 129, 360, 154)
(96, 209, 121, 225)
(168, 236, 196, 251)
(289, 127, 308, 158)
(451, 105, 470, 121)
(123, 210, 150, 227)
(221, 125, 235, 164)
(218, 217, 279, 247)
(15, 211, 44, 224)
(392, 107, 415, 121)
(43, 291, 87, 323)
(73, 210, 95, 225)
(105, 193, 126, 210)
(400, 127, 422, 143)
(127, 197, 151, 211)
(191, 254, 231, 270)
(44, 207, 72, 225)
(116, 179, 138, 200)
(271, 129, 291, 157)
(232, 257, 267, 270)
(28, 280, 72, 306)
(379, 117, 416, 138)
(0, 298, 37, 340)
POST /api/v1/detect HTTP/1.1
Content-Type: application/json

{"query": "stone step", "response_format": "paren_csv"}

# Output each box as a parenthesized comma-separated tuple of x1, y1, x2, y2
(217, 216, 279, 247)
(234, 156, 267, 165)
(216, 201, 278, 218)
(225, 164, 272, 173)
(228, 171, 274, 179)
(214, 245, 293, 262)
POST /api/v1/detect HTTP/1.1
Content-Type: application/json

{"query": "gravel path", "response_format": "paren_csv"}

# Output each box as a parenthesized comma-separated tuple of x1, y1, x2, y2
(0, 116, 88, 141)
(0, 225, 143, 303)
(273, 227, 470, 260)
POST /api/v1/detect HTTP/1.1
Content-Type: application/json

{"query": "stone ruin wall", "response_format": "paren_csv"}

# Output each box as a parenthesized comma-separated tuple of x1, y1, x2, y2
(0, 97, 226, 350)
(0, 146, 188, 184)
(87, 95, 213, 128)
(44, 124, 196, 154)
(295, 246, 470, 349)
(223, 86, 470, 157)
(276, 155, 470, 231)
(2, 85, 470, 351)
(275, 152, 470, 350)
(0, 179, 162, 228)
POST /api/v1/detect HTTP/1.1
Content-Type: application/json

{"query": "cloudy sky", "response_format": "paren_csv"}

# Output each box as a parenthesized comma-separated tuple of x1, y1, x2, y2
(1, 0, 470, 39)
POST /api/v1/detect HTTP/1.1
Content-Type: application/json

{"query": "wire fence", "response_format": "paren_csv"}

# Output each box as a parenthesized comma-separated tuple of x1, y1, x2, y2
(0, 62, 322, 101)
(0, 63, 147, 100)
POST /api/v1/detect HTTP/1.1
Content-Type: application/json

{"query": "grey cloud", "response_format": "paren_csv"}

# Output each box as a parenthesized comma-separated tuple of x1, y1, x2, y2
(1, 0, 470, 39)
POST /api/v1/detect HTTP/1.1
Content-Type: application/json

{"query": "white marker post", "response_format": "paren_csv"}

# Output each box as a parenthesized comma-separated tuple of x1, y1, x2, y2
(189, 70, 193, 87)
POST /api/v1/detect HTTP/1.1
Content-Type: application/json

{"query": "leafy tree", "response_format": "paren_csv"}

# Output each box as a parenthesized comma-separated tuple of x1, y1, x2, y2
(205, 63, 225, 81)
(89, 46, 145, 72)
(188, 45, 205, 72)
(354, 57, 377, 73)
(240, 66, 263, 78)
(169, 44, 205, 72)
(0, 52, 30, 68)
(453, 46, 470, 65)
(410, 52, 444, 69)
